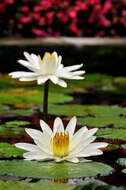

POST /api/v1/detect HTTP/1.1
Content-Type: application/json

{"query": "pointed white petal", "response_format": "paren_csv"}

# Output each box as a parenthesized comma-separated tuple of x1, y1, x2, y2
(69, 128, 98, 154)
(70, 76, 84, 80)
(57, 79, 67, 87)
(18, 60, 31, 68)
(15, 143, 40, 152)
(65, 117, 76, 139)
(51, 52, 58, 73)
(69, 136, 96, 157)
(53, 117, 64, 135)
(71, 71, 85, 76)
(23, 151, 51, 160)
(64, 64, 83, 72)
(25, 128, 43, 142)
(87, 142, 108, 149)
(34, 139, 52, 155)
(49, 76, 58, 84)
(66, 157, 79, 163)
(40, 120, 53, 137)
(37, 76, 48, 84)
(19, 77, 37, 82)
(43, 53, 51, 74)
(69, 126, 88, 151)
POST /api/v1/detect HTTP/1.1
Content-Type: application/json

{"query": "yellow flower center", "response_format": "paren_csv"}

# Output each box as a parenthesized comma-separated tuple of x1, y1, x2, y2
(42, 52, 54, 64)
(52, 132, 69, 158)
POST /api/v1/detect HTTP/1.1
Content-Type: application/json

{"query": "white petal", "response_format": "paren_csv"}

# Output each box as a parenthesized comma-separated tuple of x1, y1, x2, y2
(37, 76, 48, 84)
(51, 52, 58, 73)
(24, 51, 32, 62)
(43, 53, 51, 74)
(66, 157, 79, 163)
(18, 60, 31, 68)
(53, 117, 64, 135)
(40, 120, 53, 137)
(70, 76, 84, 80)
(57, 79, 67, 87)
(34, 139, 52, 155)
(69, 126, 88, 151)
(69, 128, 98, 153)
(15, 143, 40, 152)
(23, 151, 51, 160)
(71, 71, 85, 76)
(19, 77, 37, 82)
(87, 142, 108, 149)
(80, 148, 103, 157)
(31, 53, 41, 69)
(65, 117, 76, 139)
(9, 71, 38, 78)
(49, 76, 58, 84)
(69, 136, 96, 157)
(64, 64, 83, 72)
(25, 128, 43, 142)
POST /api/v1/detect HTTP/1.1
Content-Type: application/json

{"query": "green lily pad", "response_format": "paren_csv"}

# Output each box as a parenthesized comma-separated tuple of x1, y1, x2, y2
(0, 122, 25, 139)
(121, 144, 126, 149)
(0, 104, 9, 111)
(0, 181, 74, 190)
(0, 143, 26, 157)
(0, 91, 73, 105)
(0, 160, 113, 179)
(117, 158, 126, 167)
(114, 77, 126, 88)
(5, 121, 30, 128)
(96, 128, 126, 140)
(47, 105, 126, 117)
(10, 109, 37, 116)
(77, 117, 126, 128)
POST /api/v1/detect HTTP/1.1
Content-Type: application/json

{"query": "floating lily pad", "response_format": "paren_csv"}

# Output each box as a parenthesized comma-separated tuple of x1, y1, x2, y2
(10, 109, 37, 116)
(121, 144, 126, 149)
(0, 143, 25, 157)
(0, 160, 113, 179)
(117, 158, 126, 167)
(47, 105, 88, 116)
(0, 91, 73, 105)
(0, 181, 74, 190)
(0, 104, 9, 111)
(0, 122, 25, 139)
(5, 121, 30, 128)
(96, 128, 126, 140)
(77, 117, 126, 128)
(47, 105, 126, 117)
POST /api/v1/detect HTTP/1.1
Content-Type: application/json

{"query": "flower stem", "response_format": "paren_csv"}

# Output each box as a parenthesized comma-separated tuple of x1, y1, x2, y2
(43, 80, 49, 122)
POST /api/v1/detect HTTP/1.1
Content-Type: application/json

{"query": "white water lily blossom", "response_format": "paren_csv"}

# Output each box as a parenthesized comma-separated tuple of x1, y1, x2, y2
(9, 51, 85, 87)
(15, 117, 108, 163)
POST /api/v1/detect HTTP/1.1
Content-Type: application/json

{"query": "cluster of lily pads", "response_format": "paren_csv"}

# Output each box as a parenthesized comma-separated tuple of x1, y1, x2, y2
(0, 52, 126, 189)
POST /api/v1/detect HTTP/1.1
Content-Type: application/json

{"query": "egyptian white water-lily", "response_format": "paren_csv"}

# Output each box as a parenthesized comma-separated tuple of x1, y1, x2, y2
(15, 117, 108, 163)
(9, 51, 85, 87)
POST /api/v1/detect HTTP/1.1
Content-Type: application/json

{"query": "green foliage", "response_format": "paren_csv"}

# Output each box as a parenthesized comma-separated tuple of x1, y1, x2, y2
(5, 121, 30, 128)
(77, 117, 126, 128)
(0, 160, 113, 179)
(0, 91, 73, 105)
(0, 105, 9, 111)
(0, 181, 74, 190)
(0, 143, 25, 157)
(47, 105, 126, 117)
(96, 128, 126, 140)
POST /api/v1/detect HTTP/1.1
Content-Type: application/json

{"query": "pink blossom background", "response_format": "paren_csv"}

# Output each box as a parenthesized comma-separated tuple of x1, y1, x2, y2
(0, 0, 126, 38)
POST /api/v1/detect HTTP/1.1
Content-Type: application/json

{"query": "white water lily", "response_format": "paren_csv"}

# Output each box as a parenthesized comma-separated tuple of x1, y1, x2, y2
(15, 117, 108, 163)
(9, 51, 85, 87)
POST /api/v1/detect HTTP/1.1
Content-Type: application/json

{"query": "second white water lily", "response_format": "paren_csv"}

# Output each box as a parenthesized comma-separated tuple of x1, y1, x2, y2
(15, 117, 108, 163)
(9, 51, 85, 87)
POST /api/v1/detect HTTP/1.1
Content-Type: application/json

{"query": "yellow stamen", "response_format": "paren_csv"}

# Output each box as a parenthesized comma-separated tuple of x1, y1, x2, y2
(42, 52, 54, 64)
(52, 132, 69, 158)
